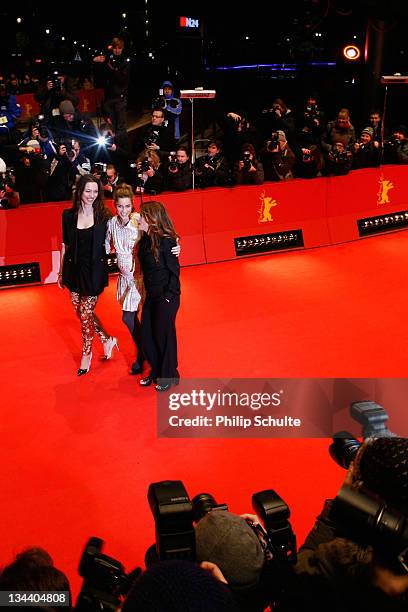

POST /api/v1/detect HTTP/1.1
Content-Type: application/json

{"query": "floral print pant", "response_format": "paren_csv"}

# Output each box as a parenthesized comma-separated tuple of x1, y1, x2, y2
(70, 292, 109, 355)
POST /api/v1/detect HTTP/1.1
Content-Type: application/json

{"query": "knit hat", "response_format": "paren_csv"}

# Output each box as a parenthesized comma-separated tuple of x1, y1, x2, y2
(277, 130, 286, 142)
(59, 100, 75, 115)
(195, 511, 264, 589)
(355, 437, 408, 511)
(361, 126, 374, 137)
(122, 560, 238, 611)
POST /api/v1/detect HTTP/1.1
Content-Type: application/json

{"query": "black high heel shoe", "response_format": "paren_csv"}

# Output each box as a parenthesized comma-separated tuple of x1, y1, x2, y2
(78, 353, 92, 377)
(155, 377, 180, 392)
(139, 375, 154, 387)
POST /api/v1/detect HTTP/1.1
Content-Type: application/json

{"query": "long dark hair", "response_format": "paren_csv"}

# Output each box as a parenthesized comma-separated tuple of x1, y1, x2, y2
(140, 201, 178, 262)
(71, 174, 111, 223)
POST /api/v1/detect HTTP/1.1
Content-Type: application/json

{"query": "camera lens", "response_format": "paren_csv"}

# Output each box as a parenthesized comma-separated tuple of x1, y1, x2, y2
(192, 493, 218, 521)
(329, 433, 361, 469)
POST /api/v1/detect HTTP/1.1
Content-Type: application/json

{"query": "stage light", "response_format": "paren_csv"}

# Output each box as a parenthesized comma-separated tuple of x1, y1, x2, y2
(0, 263, 41, 287)
(343, 45, 361, 61)
(122, 12, 127, 18)
(45, 29, 50, 34)
(358, 211, 408, 236)
(61, 36, 65, 41)
(16, 17, 22, 23)
(234, 230, 304, 256)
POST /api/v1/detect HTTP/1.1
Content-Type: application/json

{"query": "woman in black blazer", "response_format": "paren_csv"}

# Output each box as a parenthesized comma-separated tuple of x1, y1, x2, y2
(138, 201, 180, 392)
(58, 174, 118, 375)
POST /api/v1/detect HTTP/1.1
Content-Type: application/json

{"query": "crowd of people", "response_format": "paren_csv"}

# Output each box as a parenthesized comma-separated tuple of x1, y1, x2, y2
(0, 436, 406, 611)
(2, 53, 408, 209)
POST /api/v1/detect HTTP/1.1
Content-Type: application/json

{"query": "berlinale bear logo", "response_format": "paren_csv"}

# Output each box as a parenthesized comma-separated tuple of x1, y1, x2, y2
(258, 190, 279, 223)
(377, 176, 394, 205)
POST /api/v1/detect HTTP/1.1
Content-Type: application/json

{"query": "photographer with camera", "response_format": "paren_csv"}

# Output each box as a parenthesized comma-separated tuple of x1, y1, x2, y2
(165, 146, 193, 192)
(34, 70, 79, 125)
(135, 108, 176, 162)
(0, 82, 22, 148)
(93, 122, 128, 177)
(18, 117, 58, 167)
(234, 143, 264, 185)
(51, 100, 97, 154)
(290, 436, 408, 612)
(221, 110, 261, 165)
(131, 150, 164, 195)
(321, 108, 356, 153)
(46, 139, 91, 202)
(260, 131, 295, 181)
(194, 140, 231, 188)
(352, 127, 381, 169)
(259, 97, 296, 148)
(152, 81, 183, 141)
(93, 36, 130, 147)
(383, 126, 408, 164)
(0, 158, 19, 209)
(323, 141, 353, 176)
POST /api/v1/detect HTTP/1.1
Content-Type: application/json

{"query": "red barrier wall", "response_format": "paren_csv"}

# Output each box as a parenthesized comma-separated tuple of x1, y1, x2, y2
(16, 89, 104, 121)
(1, 166, 408, 285)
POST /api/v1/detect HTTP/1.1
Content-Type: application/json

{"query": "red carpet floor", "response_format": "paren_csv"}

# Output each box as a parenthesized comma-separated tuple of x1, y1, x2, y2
(1, 230, 407, 595)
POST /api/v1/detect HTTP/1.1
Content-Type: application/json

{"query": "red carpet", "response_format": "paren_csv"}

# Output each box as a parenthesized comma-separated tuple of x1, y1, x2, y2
(1, 230, 407, 595)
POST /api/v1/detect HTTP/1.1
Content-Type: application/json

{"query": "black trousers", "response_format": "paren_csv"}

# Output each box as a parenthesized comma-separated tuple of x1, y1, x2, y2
(122, 310, 145, 367)
(141, 294, 180, 380)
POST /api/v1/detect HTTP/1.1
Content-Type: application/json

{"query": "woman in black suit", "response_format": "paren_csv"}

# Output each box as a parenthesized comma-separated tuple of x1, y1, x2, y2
(138, 201, 180, 392)
(58, 174, 118, 375)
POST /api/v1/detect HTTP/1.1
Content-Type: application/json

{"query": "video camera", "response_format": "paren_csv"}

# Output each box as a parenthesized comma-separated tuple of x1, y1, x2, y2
(75, 537, 141, 612)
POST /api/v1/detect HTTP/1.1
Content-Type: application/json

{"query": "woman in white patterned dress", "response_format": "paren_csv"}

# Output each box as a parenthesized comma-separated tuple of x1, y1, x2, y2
(106, 184, 179, 374)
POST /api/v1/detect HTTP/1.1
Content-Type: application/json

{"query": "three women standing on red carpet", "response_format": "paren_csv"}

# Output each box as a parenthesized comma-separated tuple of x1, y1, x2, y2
(58, 174, 118, 375)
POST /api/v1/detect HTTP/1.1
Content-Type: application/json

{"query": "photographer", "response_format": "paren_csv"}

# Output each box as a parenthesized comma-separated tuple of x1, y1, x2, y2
(93, 36, 130, 146)
(98, 163, 122, 198)
(13, 139, 49, 203)
(0, 82, 22, 147)
(383, 126, 408, 164)
(260, 131, 295, 181)
(165, 146, 193, 192)
(234, 143, 264, 185)
(18, 118, 58, 168)
(321, 108, 356, 153)
(194, 140, 231, 188)
(34, 70, 79, 124)
(93, 122, 128, 177)
(221, 110, 261, 164)
(135, 108, 176, 161)
(46, 139, 90, 201)
(323, 141, 353, 176)
(132, 149, 164, 195)
(290, 437, 408, 612)
(50, 100, 96, 153)
(152, 81, 182, 140)
(259, 97, 296, 147)
(0, 159, 19, 209)
(352, 127, 381, 169)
